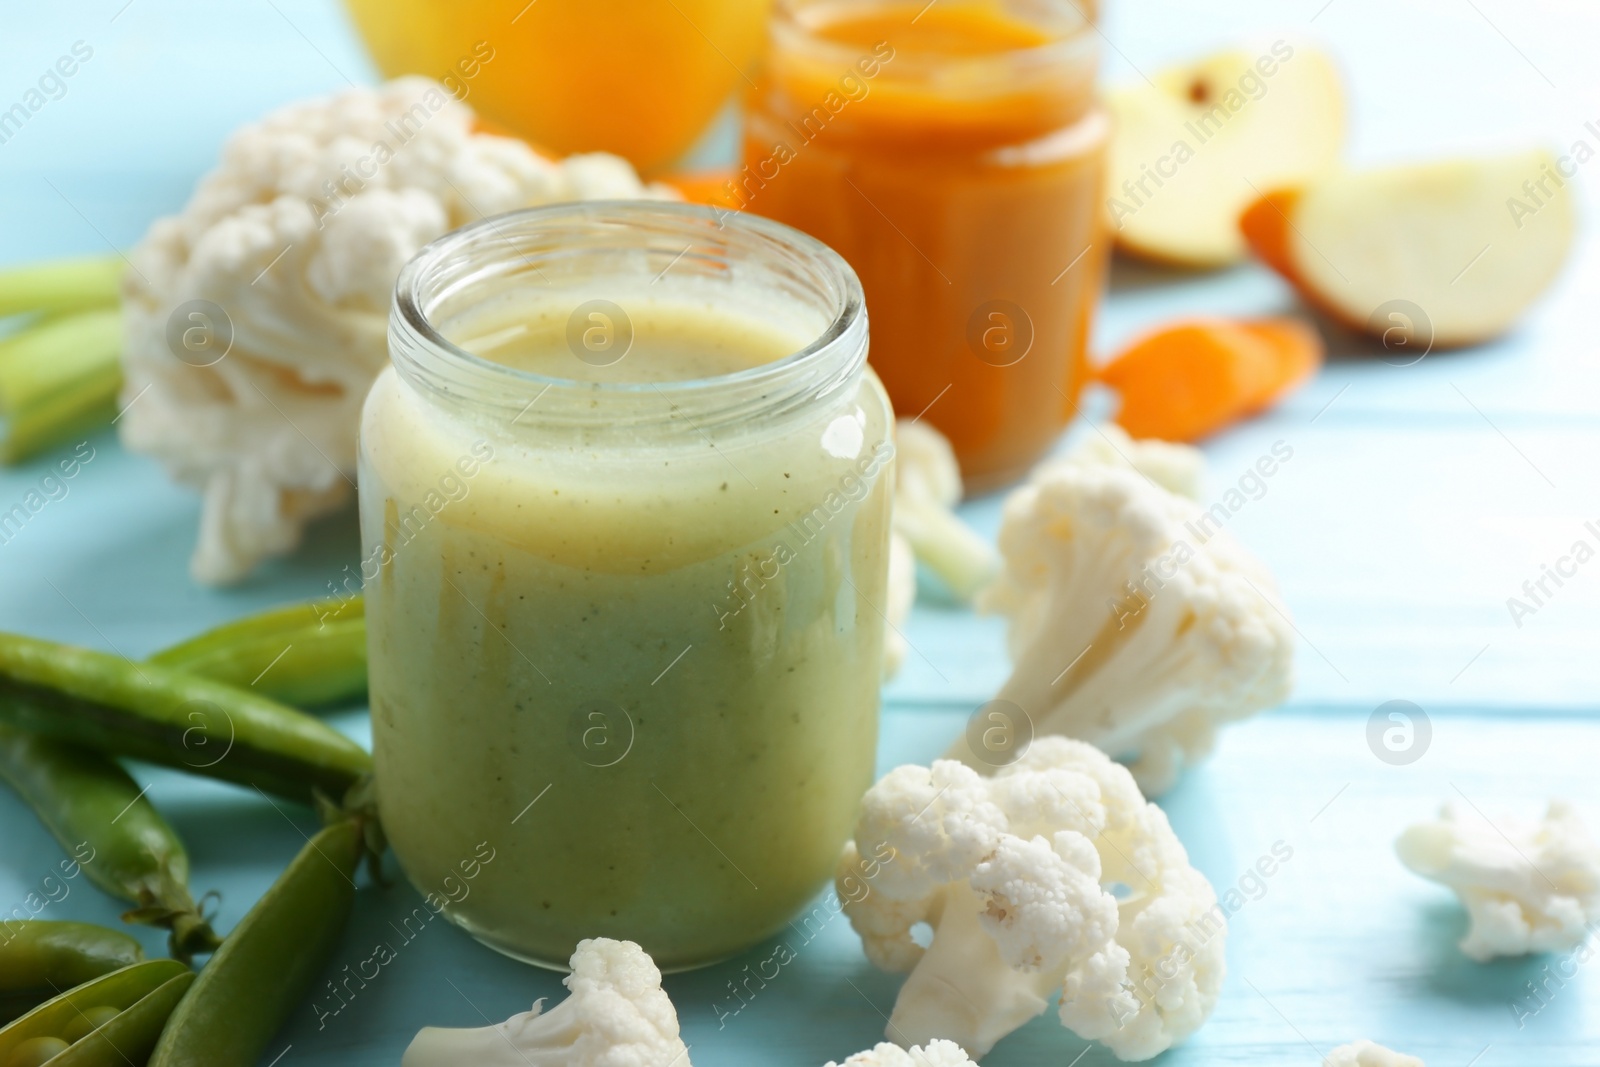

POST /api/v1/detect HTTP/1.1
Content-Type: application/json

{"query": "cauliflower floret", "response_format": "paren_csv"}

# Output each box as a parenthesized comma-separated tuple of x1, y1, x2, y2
(401, 938, 691, 1067)
(884, 530, 917, 679)
(120, 78, 670, 584)
(1396, 800, 1600, 961)
(963, 445, 1294, 794)
(1324, 1040, 1424, 1066)
(892, 420, 997, 602)
(840, 738, 1226, 1061)
(825, 1040, 975, 1066)
(1049, 425, 1204, 500)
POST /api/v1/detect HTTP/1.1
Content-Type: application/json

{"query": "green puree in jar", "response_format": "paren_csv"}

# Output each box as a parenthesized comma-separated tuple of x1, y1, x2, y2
(359, 289, 892, 969)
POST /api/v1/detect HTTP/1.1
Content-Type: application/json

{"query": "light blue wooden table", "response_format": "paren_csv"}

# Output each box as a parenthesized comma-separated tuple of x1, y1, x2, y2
(3, 1, 1598, 1063)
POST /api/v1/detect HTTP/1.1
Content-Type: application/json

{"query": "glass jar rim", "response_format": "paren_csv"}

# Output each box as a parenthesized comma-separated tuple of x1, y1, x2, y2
(389, 201, 869, 435)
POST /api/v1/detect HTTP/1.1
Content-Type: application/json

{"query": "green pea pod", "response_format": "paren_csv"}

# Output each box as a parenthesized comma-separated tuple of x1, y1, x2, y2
(0, 633, 371, 803)
(50, 971, 194, 1067)
(154, 597, 365, 659)
(151, 597, 367, 709)
(0, 922, 143, 1025)
(0, 728, 222, 962)
(150, 818, 364, 1067)
(0, 959, 189, 1066)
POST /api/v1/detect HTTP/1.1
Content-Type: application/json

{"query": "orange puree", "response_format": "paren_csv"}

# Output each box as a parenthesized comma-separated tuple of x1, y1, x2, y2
(814, 5, 1051, 53)
(744, 0, 1109, 490)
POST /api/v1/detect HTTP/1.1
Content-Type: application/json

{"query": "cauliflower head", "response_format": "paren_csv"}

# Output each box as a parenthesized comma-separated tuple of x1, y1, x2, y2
(1049, 425, 1205, 501)
(401, 938, 691, 1067)
(892, 419, 997, 602)
(1324, 1040, 1424, 1067)
(965, 438, 1294, 794)
(121, 77, 667, 584)
(825, 1041, 975, 1066)
(1396, 800, 1600, 961)
(839, 738, 1226, 1061)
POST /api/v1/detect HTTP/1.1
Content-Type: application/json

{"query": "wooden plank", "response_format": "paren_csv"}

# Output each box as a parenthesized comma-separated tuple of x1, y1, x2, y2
(4, 707, 1589, 1064)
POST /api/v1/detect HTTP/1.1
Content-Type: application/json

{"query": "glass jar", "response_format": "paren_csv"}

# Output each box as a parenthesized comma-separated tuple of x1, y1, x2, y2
(360, 202, 893, 970)
(744, 0, 1109, 492)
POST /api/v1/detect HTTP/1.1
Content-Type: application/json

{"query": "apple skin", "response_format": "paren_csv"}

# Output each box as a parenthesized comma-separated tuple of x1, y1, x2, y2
(1238, 190, 1300, 278)
(1241, 152, 1577, 348)
(1239, 188, 1369, 335)
(1105, 41, 1346, 269)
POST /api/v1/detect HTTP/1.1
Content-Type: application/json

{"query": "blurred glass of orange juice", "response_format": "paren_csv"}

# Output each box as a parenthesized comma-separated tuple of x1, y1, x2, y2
(344, 0, 773, 173)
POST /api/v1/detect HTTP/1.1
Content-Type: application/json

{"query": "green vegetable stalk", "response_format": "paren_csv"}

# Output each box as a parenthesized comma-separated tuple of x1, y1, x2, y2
(0, 312, 122, 465)
(0, 726, 222, 963)
(0, 256, 125, 464)
(0, 258, 122, 319)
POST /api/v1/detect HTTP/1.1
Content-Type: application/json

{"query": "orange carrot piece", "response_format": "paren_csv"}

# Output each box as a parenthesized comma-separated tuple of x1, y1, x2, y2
(1237, 318, 1323, 413)
(1100, 320, 1278, 442)
(1098, 316, 1323, 442)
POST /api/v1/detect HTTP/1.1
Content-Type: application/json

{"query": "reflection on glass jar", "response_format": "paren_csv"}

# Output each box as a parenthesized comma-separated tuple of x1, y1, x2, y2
(360, 202, 893, 970)
(745, 0, 1110, 492)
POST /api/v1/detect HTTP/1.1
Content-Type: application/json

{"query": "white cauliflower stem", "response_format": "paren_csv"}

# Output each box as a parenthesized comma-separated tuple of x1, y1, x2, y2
(962, 433, 1294, 793)
(401, 938, 691, 1067)
(120, 77, 667, 584)
(884, 530, 917, 678)
(839, 739, 1226, 1061)
(1396, 800, 1600, 961)
(893, 420, 997, 602)
(1324, 1040, 1424, 1066)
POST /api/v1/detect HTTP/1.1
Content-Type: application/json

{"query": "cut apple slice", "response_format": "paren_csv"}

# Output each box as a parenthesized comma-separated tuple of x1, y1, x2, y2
(1105, 40, 1346, 268)
(1241, 151, 1577, 347)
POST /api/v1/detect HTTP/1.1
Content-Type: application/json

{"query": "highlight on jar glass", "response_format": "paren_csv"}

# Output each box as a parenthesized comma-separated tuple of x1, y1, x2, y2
(342, 0, 773, 173)
(360, 201, 894, 971)
(743, 0, 1110, 492)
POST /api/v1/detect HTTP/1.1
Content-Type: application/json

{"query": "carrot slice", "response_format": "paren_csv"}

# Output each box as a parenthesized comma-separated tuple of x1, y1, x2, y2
(1098, 316, 1323, 442)
(1236, 318, 1322, 413)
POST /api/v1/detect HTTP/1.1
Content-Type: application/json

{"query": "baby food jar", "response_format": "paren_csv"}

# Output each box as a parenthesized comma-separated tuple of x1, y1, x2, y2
(360, 202, 893, 970)
(744, 0, 1109, 491)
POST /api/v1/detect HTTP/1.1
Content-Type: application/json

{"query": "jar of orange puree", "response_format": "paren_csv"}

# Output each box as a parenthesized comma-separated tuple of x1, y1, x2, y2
(744, 0, 1108, 491)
